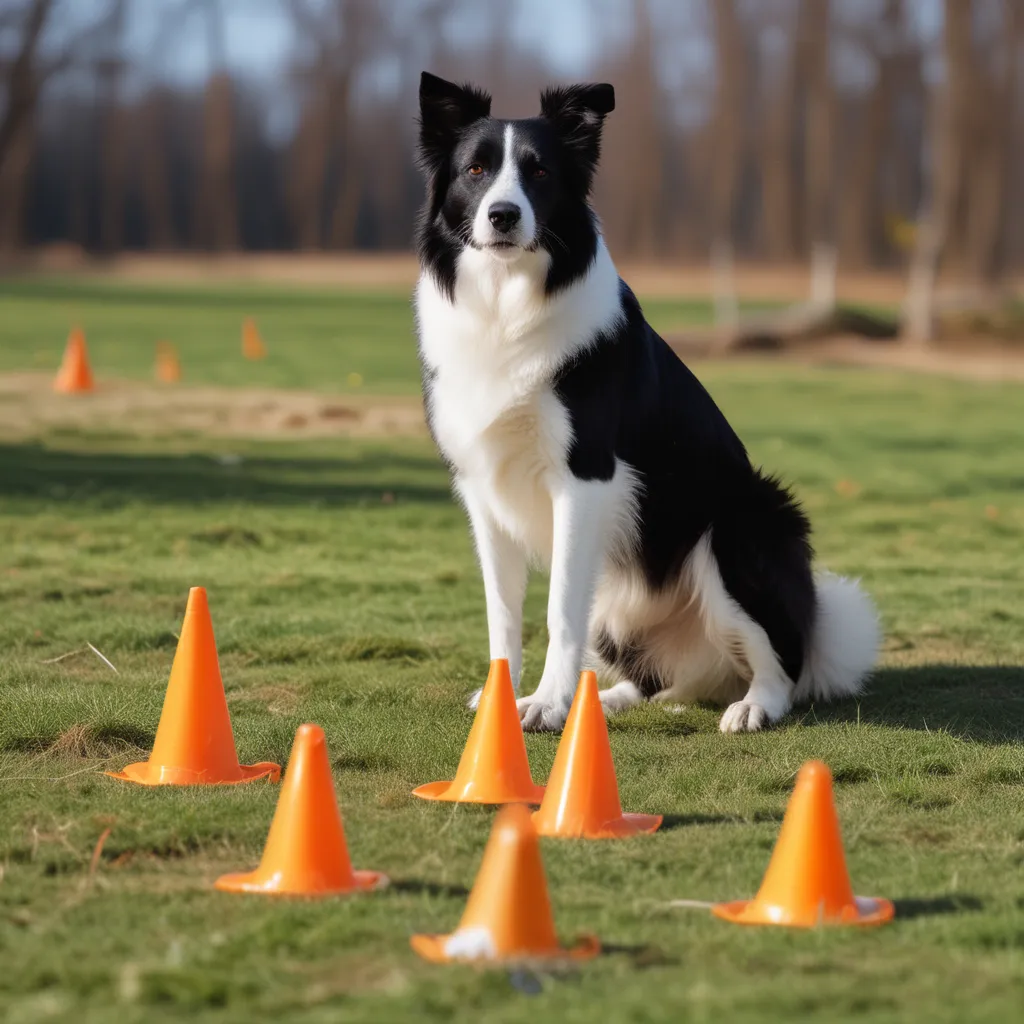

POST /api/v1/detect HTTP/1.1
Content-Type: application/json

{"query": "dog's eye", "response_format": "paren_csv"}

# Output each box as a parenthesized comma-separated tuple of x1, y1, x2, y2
(533, 166, 548, 179)
(468, 164, 484, 176)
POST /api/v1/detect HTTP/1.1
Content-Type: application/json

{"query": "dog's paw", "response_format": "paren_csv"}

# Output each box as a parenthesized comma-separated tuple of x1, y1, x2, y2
(598, 680, 643, 716)
(467, 687, 483, 711)
(719, 701, 770, 733)
(516, 695, 569, 732)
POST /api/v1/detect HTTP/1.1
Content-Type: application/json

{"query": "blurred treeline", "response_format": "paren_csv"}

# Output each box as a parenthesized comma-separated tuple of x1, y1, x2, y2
(0, 0, 1021, 283)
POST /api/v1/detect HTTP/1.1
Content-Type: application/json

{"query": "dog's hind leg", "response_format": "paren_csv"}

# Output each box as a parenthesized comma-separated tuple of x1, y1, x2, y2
(687, 532, 797, 733)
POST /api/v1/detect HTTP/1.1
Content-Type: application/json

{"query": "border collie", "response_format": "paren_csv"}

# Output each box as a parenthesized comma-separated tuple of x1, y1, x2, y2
(413, 72, 880, 733)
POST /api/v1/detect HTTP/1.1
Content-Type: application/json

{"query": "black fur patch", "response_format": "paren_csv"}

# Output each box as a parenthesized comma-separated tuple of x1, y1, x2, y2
(559, 282, 816, 688)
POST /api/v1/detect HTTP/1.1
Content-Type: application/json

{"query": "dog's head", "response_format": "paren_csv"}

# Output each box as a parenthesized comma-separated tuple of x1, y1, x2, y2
(416, 72, 614, 296)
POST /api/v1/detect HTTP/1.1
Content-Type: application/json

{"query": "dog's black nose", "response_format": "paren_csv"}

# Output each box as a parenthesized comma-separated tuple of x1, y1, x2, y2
(488, 202, 521, 233)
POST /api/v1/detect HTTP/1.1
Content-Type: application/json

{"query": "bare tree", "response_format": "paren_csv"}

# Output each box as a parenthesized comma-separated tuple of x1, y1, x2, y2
(98, 0, 127, 252)
(964, 0, 1021, 284)
(709, 0, 744, 326)
(838, 0, 900, 269)
(801, 0, 836, 307)
(759, 4, 800, 262)
(192, 0, 238, 250)
(138, 89, 176, 249)
(0, 0, 53, 250)
(905, 0, 973, 345)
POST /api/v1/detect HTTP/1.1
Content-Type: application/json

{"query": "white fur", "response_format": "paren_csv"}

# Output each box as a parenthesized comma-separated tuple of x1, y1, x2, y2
(590, 534, 880, 733)
(471, 125, 537, 252)
(517, 471, 637, 730)
(417, 234, 631, 730)
(796, 573, 881, 703)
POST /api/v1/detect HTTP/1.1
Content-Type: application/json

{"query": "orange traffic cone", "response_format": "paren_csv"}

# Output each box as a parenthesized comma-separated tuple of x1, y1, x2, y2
(412, 659, 544, 804)
(241, 317, 267, 360)
(533, 671, 662, 839)
(106, 587, 280, 786)
(155, 341, 181, 383)
(411, 804, 599, 963)
(54, 326, 95, 393)
(713, 760, 894, 927)
(215, 724, 387, 896)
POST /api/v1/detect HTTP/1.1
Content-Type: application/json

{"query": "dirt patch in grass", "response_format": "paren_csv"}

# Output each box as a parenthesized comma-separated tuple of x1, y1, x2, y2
(0, 373, 426, 440)
(5, 722, 151, 759)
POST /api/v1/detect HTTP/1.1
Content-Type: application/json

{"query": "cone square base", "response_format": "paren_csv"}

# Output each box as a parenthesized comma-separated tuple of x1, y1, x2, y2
(412, 778, 545, 805)
(215, 868, 387, 897)
(410, 932, 600, 964)
(712, 895, 895, 928)
(105, 760, 280, 786)
(534, 810, 662, 839)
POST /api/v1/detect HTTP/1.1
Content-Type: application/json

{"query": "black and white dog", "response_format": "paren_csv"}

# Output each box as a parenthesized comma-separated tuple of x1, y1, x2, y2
(414, 72, 879, 734)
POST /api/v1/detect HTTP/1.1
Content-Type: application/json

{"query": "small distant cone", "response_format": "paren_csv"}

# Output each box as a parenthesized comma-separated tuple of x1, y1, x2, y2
(106, 587, 280, 786)
(53, 327, 95, 393)
(412, 659, 544, 804)
(713, 760, 894, 927)
(242, 317, 267, 360)
(155, 341, 181, 383)
(215, 724, 386, 896)
(411, 804, 599, 963)
(533, 671, 662, 839)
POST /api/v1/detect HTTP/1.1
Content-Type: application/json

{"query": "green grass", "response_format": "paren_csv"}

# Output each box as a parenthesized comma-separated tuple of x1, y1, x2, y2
(0, 276, 774, 395)
(1, 281, 1023, 1023)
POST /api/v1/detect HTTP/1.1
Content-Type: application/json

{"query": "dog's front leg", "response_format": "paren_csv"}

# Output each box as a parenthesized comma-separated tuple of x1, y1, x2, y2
(518, 478, 613, 732)
(459, 483, 528, 707)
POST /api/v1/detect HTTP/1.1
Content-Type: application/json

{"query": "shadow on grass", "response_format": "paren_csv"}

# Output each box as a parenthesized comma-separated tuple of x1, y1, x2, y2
(804, 666, 1024, 745)
(598, 943, 677, 967)
(892, 895, 984, 920)
(659, 812, 784, 832)
(0, 442, 452, 507)
(389, 878, 470, 899)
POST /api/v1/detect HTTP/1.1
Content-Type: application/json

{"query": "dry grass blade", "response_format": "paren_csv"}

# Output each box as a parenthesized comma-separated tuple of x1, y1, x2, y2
(41, 648, 88, 664)
(88, 828, 112, 880)
(86, 643, 118, 674)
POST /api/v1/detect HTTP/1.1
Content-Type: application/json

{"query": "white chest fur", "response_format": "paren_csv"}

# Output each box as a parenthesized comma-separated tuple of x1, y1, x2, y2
(415, 241, 622, 557)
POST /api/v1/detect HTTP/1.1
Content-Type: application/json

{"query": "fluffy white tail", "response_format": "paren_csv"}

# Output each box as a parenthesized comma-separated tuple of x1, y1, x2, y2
(796, 574, 881, 702)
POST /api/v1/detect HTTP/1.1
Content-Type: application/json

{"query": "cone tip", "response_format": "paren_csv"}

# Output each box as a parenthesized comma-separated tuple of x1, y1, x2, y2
(578, 670, 599, 693)
(495, 802, 535, 833)
(798, 760, 832, 785)
(485, 658, 513, 687)
(295, 722, 324, 744)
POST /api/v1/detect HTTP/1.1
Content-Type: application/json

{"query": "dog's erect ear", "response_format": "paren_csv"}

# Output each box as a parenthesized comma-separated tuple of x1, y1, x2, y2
(539, 83, 615, 184)
(418, 72, 492, 172)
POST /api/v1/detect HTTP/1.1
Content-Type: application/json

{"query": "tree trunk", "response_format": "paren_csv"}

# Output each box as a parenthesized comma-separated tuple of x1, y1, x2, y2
(904, 1, 973, 348)
(839, 0, 899, 268)
(965, 1, 1020, 284)
(710, 0, 743, 326)
(194, 72, 238, 250)
(0, 121, 34, 252)
(139, 92, 175, 249)
(288, 85, 332, 250)
(760, 23, 799, 262)
(0, 0, 52, 173)
(801, 0, 836, 306)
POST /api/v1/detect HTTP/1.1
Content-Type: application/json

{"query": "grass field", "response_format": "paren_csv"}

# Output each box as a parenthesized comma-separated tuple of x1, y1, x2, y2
(1, 278, 1023, 1023)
